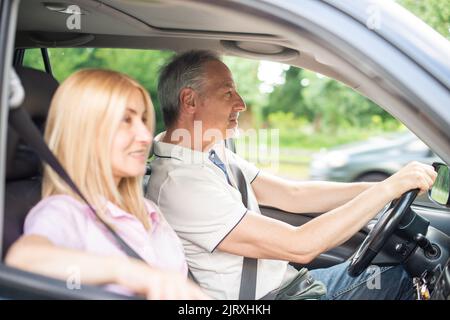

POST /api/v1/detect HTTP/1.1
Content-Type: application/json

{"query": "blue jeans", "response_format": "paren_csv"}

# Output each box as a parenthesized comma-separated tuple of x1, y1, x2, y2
(309, 261, 415, 300)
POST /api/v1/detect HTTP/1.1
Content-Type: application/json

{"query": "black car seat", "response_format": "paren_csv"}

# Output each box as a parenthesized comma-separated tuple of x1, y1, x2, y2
(2, 66, 58, 259)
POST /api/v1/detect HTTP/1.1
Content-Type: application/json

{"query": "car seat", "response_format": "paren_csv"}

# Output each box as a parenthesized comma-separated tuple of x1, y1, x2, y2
(2, 66, 58, 259)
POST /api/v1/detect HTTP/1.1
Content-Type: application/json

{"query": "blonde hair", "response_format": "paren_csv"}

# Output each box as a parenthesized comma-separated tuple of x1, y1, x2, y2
(42, 69, 154, 230)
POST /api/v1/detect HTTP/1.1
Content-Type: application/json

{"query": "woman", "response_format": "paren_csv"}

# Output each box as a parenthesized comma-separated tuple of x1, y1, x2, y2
(5, 69, 207, 299)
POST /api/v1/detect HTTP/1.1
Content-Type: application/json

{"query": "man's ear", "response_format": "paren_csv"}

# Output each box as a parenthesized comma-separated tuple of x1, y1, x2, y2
(179, 88, 196, 114)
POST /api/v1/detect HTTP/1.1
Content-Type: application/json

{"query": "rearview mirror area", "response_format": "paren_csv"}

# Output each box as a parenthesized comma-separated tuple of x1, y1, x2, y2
(429, 162, 450, 207)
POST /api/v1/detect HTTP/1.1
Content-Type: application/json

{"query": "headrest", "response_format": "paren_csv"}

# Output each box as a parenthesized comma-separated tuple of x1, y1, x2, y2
(6, 66, 59, 181)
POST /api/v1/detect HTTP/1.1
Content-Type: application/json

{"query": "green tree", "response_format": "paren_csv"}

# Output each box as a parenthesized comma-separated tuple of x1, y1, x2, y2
(302, 74, 395, 133)
(263, 67, 306, 118)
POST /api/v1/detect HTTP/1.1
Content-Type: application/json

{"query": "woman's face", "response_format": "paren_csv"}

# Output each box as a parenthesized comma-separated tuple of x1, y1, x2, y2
(111, 89, 152, 185)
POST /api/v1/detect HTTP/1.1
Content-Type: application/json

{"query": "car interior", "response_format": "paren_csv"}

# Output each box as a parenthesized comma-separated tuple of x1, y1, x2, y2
(1, 0, 449, 299)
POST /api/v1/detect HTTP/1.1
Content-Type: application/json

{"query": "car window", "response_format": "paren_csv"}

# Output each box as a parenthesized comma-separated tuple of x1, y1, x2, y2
(234, 62, 402, 180)
(21, 49, 448, 212)
(231, 61, 445, 210)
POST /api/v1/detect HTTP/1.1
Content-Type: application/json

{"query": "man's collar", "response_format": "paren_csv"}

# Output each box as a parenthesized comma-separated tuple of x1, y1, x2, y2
(153, 131, 214, 164)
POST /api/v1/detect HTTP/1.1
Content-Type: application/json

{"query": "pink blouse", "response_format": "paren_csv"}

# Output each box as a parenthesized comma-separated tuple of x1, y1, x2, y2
(24, 194, 188, 293)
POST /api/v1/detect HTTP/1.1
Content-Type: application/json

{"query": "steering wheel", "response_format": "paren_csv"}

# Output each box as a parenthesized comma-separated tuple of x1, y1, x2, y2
(347, 189, 419, 277)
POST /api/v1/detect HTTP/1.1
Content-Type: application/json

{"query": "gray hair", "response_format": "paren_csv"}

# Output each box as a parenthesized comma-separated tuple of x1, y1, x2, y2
(158, 50, 221, 128)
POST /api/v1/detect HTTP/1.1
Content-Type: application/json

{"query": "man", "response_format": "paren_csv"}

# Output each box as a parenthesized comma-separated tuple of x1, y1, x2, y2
(146, 50, 436, 300)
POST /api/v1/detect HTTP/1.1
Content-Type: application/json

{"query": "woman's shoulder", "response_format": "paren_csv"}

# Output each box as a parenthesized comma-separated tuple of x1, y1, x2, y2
(26, 194, 89, 225)
(24, 195, 91, 249)
(32, 194, 86, 212)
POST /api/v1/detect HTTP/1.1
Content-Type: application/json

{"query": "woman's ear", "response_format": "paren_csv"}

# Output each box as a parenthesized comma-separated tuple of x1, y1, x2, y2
(179, 88, 196, 115)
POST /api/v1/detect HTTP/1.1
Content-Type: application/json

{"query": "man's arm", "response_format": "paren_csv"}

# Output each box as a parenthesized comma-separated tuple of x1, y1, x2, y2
(218, 162, 436, 263)
(251, 170, 375, 214)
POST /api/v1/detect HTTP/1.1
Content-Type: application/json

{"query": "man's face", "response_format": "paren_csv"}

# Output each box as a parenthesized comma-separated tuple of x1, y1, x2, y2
(195, 60, 246, 140)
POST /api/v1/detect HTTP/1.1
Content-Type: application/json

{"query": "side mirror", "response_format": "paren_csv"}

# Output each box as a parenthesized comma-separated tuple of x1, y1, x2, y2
(428, 162, 450, 207)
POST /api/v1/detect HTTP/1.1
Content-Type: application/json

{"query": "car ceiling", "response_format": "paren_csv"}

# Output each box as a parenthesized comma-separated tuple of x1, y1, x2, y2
(19, 0, 279, 35)
(15, 0, 358, 88)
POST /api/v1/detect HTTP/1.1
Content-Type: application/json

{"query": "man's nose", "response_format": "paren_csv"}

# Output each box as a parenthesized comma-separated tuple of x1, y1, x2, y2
(233, 93, 246, 112)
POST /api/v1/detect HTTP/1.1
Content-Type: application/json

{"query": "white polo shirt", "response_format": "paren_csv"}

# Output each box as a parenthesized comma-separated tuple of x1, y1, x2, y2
(146, 134, 297, 300)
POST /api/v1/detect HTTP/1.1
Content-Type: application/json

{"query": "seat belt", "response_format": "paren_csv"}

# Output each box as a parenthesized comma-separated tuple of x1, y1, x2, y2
(229, 164, 258, 300)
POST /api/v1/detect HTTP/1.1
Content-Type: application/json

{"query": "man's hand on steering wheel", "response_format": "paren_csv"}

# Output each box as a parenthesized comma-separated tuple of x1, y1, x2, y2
(348, 161, 437, 277)
(382, 161, 437, 198)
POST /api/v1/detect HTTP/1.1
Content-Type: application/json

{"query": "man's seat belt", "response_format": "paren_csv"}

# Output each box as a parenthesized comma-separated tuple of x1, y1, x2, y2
(229, 164, 258, 300)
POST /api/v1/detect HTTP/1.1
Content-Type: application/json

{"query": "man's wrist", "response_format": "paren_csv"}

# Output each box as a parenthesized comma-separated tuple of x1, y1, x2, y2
(375, 180, 395, 202)
(354, 181, 376, 194)
(359, 181, 376, 189)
